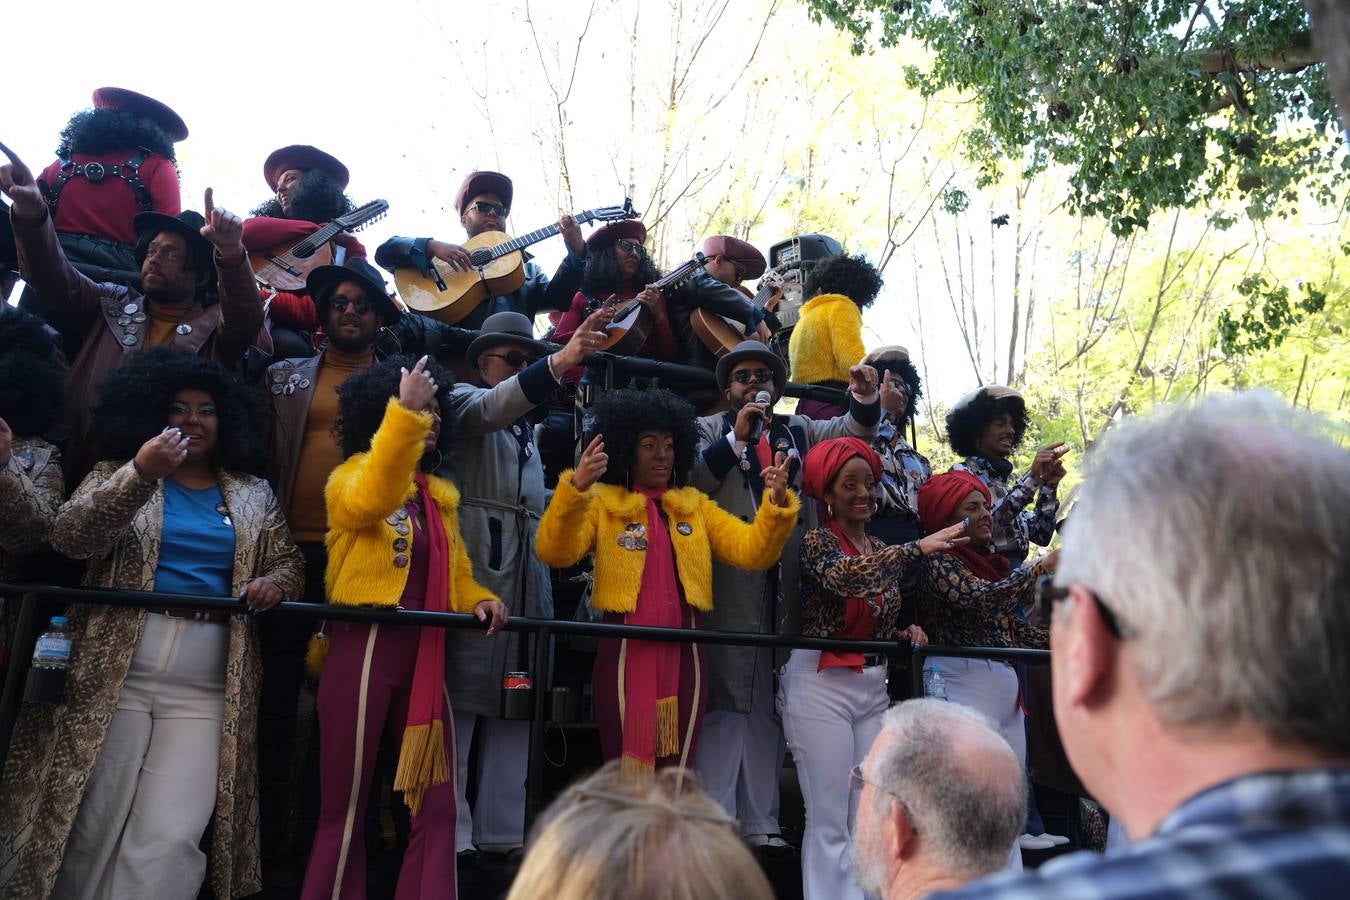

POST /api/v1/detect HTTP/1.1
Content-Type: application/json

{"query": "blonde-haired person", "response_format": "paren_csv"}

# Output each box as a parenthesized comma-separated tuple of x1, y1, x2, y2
(507, 762, 774, 900)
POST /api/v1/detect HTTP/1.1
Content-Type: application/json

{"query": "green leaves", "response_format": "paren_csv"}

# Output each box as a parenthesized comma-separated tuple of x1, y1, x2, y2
(800, 0, 1342, 234)
(1217, 275, 1330, 355)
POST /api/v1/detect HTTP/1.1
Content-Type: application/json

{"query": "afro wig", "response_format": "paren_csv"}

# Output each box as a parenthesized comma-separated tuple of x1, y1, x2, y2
(0, 308, 66, 437)
(944, 388, 1028, 459)
(334, 355, 454, 470)
(803, 252, 883, 309)
(583, 387, 698, 487)
(249, 168, 355, 223)
(580, 244, 661, 298)
(56, 108, 177, 163)
(89, 348, 267, 474)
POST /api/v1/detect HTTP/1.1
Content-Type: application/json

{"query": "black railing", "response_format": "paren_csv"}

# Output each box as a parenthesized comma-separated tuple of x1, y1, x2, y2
(0, 583, 1048, 824)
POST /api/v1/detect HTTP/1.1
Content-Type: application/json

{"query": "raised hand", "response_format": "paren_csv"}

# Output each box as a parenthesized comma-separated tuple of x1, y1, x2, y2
(398, 355, 439, 413)
(761, 451, 791, 507)
(0, 140, 45, 219)
(554, 306, 613, 369)
(1029, 443, 1069, 484)
(879, 368, 908, 420)
(428, 239, 474, 273)
(848, 363, 879, 398)
(917, 519, 971, 556)
(1030, 549, 1061, 579)
(571, 433, 608, 491)
(133, 428, 191, 481)
(200, 188, 245, 262)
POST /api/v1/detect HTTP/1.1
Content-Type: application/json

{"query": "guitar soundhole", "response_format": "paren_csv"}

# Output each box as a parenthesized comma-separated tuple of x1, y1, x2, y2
(469, 248, 493, 268)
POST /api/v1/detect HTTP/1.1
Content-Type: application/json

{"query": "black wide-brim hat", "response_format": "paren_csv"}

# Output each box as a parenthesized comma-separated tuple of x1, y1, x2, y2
(132, 210, 214, 262)
(716, 340, 788, 393)
(307, 258, 401, 324)
(92, 86, 189, 142)
(466, 311, 553, 366)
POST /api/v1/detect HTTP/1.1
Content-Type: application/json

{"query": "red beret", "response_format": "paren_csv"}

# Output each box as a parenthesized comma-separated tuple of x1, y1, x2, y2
(702, 235, 766, 279)
(917, 471, 990, 535)
(587, 220, 647, 251)
(455, 171, 513, 215)
(802, 437, 882, 505)
(263, 145, 350, 192)
(91, 87, 188, 142)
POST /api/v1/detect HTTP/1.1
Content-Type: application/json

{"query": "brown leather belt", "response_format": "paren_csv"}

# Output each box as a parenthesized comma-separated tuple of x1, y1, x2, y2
(149, 608, 231, 625)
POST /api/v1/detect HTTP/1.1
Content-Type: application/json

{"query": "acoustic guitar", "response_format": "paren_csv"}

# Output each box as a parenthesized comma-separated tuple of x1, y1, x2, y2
(689, 269, 786, 357)
(597, 252, 709, 356)
(395, 200, 637, 324)
(250, 199, 389, 293)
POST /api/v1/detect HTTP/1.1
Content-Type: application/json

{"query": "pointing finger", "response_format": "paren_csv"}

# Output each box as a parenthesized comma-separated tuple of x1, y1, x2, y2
(204, 187, 215, 218)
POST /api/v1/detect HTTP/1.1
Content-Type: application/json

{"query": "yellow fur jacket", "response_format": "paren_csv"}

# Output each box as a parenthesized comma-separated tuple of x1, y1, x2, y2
(536, 471, 800, 614)
(324, 398, 497, 613)
(788, 292, 867, 385)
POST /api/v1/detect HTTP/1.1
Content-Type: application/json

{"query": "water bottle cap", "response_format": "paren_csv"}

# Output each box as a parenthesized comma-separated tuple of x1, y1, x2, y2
(51, 616, 69, 625)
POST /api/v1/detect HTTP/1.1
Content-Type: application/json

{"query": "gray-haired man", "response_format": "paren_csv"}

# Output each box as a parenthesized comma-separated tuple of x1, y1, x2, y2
(852, 699, 1026, 900)
(941, 391, 1350, 899)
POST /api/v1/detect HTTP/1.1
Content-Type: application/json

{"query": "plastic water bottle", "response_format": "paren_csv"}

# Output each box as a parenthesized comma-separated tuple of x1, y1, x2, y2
(923, 666, 948, 700)
(24, 616, 71, 705)
(32, 616, 72, 669)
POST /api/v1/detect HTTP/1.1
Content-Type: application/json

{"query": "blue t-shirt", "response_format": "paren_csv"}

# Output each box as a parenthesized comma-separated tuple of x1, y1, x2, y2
(153, 479, 236, 597)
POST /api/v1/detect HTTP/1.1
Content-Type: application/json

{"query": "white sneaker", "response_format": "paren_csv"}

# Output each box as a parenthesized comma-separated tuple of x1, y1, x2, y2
(745, 833, 790, 849)
(1037, 832, 1071, 847)
(1018, 833, 1056, 850)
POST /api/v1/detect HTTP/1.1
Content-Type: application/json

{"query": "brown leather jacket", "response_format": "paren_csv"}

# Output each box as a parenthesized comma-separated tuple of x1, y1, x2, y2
(265, 352, 324, 512)
(13, 211, 267, 484)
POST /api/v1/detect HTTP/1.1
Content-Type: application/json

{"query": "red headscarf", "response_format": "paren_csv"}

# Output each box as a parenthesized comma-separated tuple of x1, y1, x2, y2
(802, 437, 882, 503)
(917, 470, 1011, 582)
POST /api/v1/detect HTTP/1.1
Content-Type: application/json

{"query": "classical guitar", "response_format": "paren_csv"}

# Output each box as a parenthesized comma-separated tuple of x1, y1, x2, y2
(598, 252, 709, 356)
(395, 200, 638, 324)
(250, 199, 389, 293)
(690, 269, 786, 357)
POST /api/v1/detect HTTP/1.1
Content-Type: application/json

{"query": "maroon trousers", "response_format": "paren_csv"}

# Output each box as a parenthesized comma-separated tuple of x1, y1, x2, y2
(300, 620, 457, 900)
(594, 608, 708, 768)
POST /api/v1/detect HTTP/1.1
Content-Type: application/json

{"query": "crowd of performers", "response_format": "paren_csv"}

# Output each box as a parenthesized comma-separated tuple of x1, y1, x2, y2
(0, 89, 1068, 900)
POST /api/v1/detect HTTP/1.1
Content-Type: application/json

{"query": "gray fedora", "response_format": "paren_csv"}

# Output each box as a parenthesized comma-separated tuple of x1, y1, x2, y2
(466, 312, 553, 366)
(715, 340, 787, 392)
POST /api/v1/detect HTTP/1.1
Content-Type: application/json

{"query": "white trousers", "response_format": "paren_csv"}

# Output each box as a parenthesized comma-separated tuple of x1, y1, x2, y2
(927, 656, 1025, 873)
(694, 645, 785, 836)
(452, 710, 529, 849)
(778, 649, 889, 900)
(53, 614, 228, 900)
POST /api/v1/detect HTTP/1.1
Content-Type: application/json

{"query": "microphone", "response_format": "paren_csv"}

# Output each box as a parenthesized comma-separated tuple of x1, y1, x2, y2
(747, 390, 773, 443)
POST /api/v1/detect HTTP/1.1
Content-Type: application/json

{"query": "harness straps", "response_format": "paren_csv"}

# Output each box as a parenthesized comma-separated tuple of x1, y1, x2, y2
(41, 146, 157, 213)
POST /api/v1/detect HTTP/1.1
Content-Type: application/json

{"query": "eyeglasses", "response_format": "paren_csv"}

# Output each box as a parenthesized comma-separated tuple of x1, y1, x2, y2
(481, 350, 539, 368)
(885, 378, 910, 394)
(849, 765, 918, 831)
(730, 367, 775, 385)
(330, 298, 372, 315)
(616, 238, 645, 255)
(1035, 575, 1132, 640)
(471, 201, 509, 217)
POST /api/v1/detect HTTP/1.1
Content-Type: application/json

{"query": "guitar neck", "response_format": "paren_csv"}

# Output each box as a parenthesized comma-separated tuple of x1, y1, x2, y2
(492, 222, 563, 258)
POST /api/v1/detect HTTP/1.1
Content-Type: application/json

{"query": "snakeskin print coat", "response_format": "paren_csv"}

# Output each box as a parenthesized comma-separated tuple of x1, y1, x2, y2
(0, 460, 303, 899)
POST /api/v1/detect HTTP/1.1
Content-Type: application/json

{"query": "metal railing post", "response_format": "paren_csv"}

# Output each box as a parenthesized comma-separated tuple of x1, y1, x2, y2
(525, 625, 552, 831)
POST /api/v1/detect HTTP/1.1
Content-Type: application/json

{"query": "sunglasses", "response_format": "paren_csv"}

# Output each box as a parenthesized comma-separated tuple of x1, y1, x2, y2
(471, 201, 509, 217)
(1035, 575, 1132, 640)
(481, 350, 539, 368)
(616, 238, 645, 255)
(730, 367, 775, 385)
(330, 298, 372, 315)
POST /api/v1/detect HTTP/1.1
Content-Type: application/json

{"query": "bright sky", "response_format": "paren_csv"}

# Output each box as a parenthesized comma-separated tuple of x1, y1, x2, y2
(12, 0, 1323, 420)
